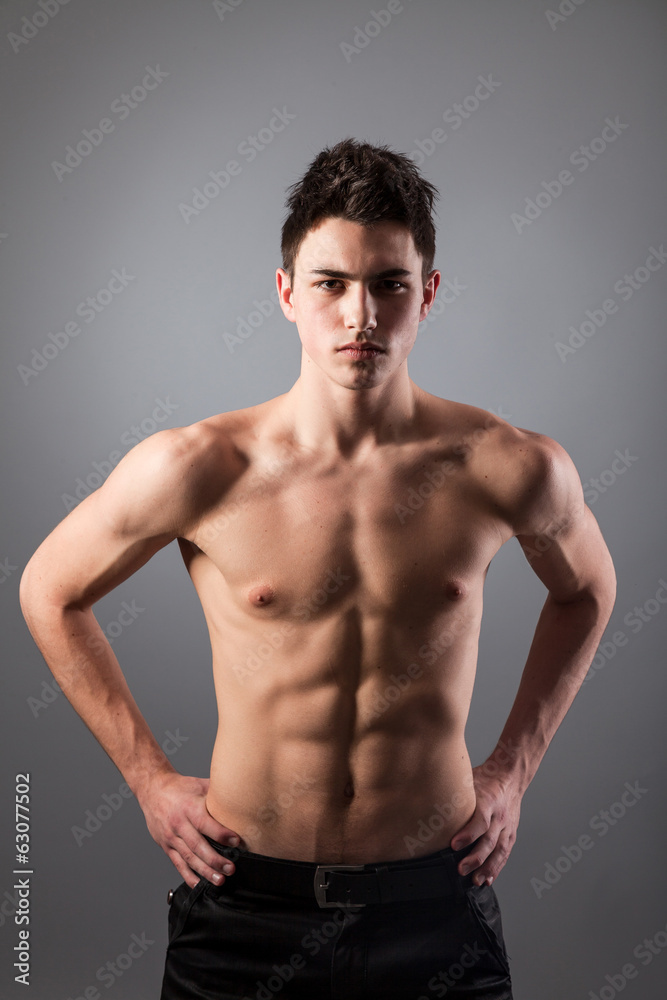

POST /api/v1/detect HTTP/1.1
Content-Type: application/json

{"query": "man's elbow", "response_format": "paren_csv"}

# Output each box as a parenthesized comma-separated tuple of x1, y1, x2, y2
(19, 555, 64, 623)
(590, 543, 617, 618)
(552, 537, 617, 614)
(18, 558, 37, 619)
(19, 558, 47, 633)
(587, 579, 617, 625)
(555, 565, 617, 623)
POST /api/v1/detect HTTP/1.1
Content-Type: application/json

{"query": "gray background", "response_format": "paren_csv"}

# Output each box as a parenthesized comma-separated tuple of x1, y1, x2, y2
(1, 0, 666, 996)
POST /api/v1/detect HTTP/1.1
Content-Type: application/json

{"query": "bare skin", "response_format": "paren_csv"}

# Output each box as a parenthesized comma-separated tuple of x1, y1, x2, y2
(19, 218, 616, 895)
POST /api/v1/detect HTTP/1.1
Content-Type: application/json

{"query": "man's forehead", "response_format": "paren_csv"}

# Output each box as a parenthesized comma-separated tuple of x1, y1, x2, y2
(297, 217, 419, 273)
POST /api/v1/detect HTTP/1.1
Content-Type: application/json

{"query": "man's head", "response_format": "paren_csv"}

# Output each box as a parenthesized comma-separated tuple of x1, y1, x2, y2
(277, 138, 441, 390)
(279, 137, 439, 289)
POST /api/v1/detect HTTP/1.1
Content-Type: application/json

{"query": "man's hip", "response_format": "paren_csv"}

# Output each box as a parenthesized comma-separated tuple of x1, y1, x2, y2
(160, 837, 513, 999)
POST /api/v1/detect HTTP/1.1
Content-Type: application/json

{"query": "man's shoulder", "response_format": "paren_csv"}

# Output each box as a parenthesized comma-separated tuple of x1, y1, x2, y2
(418, 390, 526, 451)
(474, 417, 581, 539)
(420, 392, 580, 533)
(143, 396, 282, 470)
(102, 397, 282, 533)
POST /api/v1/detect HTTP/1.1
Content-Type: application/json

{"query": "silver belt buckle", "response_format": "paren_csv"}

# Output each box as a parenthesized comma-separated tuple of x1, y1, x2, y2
(314, 864, 367, 908)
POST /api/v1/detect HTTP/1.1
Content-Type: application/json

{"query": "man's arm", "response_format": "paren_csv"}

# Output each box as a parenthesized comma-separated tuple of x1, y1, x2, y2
(19, 427, 239, 889)
(450, 432, 617, 885)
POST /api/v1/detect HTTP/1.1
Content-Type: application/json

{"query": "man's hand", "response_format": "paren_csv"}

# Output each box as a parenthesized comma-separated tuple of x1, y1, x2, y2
(138, 772, 243, 888)
(449, 763, 522, 886)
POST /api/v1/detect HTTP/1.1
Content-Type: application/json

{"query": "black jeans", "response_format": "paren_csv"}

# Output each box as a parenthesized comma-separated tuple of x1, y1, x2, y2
(160, 838, 513, 999)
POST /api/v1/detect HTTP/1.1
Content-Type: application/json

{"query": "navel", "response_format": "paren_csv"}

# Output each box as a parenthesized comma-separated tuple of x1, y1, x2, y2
(247, 585, 275, 607)
(343, 779, 355, 799)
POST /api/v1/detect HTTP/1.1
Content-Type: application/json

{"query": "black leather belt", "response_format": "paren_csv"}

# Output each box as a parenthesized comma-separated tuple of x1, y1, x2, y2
(204, 836, 474, 908)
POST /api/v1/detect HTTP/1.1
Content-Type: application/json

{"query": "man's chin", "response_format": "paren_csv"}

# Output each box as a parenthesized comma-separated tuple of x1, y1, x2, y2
(334, 371, 385, 390)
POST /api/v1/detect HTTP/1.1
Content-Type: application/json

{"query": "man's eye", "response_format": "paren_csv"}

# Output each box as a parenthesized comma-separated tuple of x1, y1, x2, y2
(315, 280, 405, 290)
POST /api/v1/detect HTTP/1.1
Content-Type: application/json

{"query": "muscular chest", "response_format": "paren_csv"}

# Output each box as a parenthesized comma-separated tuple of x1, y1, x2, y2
(187, 450, 505, 622)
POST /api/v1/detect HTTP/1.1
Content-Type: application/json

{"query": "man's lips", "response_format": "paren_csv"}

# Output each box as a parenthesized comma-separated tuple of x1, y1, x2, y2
(338, 342, 384, 351)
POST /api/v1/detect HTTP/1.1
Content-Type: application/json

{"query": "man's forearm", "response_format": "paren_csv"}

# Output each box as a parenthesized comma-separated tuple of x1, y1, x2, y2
(20, 598, 176, 801)
(488, 591, 614, 794)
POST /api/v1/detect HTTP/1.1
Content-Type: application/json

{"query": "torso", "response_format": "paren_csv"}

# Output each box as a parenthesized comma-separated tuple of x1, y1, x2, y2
(176, 388, 533, 863)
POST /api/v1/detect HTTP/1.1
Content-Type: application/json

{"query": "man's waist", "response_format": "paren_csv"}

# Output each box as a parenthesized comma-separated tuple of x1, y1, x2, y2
(202, 834, 477, 908)
(205, 772, 476, 867)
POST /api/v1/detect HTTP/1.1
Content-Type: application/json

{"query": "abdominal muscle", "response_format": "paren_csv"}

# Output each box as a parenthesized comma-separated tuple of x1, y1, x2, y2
(203, 619, 479, 865)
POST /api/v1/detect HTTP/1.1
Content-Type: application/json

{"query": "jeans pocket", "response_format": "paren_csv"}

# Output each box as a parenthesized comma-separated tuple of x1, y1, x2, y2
(464, 884, 512, 977)
(167, 878, 209, 946)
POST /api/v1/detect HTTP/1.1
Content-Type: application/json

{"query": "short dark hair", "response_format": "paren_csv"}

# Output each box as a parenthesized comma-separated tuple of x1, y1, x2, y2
(280, 137, 439, 287)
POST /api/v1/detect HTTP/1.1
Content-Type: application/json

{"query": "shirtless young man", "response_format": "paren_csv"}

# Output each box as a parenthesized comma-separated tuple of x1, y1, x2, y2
(20, 138, 615, 999)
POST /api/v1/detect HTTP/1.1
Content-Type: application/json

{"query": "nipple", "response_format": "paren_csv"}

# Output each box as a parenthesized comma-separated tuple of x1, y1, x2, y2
(445, 580, 466, 601)
(248, 585, 275, 607)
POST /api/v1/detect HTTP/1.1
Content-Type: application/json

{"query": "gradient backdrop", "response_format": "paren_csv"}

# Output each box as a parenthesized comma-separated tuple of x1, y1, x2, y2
(1, 0, 666, 996)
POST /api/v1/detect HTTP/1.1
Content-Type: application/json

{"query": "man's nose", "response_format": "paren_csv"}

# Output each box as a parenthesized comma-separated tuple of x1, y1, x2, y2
(344, 285, 377, 330)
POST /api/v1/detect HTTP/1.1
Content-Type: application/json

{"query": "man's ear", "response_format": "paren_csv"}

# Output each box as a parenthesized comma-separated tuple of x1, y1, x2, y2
(276, 268, 296, 322)
(419, 269, 441, 323)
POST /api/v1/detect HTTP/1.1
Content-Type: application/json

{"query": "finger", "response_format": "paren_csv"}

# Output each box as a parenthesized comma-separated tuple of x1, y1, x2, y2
(455, 829, 498, 878)
(450, 813, 490, 851)
(193, 816, 245, 874)
(198, 812, 243, 849)
(165, 846, 213, 890)
(191, 836, 238, 881)
(467, 840, 511, 886)
(171, 832, 236, 886)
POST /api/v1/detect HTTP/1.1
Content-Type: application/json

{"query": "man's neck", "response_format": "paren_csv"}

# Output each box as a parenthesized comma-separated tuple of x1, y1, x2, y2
(280, 356, 424, 459)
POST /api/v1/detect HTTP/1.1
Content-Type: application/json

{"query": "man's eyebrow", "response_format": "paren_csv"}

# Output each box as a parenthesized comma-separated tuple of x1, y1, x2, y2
(307, 267, 413, 279)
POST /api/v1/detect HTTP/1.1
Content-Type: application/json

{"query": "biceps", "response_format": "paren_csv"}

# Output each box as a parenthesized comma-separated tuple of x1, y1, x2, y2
(21, 488, 175, 612)
(516, 504, 615, 603)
